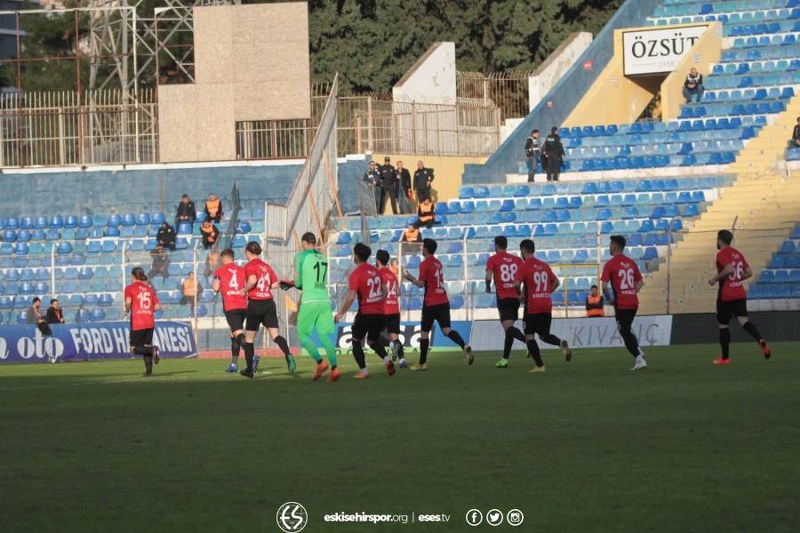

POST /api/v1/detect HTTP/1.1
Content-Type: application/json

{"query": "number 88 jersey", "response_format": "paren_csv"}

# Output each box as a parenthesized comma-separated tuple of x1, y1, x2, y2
(486, 251, 524, 300)
(349, 262, 385, 315)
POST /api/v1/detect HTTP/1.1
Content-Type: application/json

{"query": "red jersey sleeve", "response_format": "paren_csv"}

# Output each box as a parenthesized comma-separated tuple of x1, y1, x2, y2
(485, 255, 495, 273)
(601, 261, 612, 283)
(349, 268, 359, 292)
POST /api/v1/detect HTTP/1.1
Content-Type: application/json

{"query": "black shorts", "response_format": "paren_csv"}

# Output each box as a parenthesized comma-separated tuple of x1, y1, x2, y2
(384, 313, 401, 335)
(246, 299, 279, 331)
(524, 313, 552, 336)
(497, 298, 521, 322)
(130, 328, 154, 348)
(352, 313, 385, 343)
(717, 298, 748, 324)
(421, 303, 451, 332)
(225, 309, 247, 332)
(615, 307, 637, 332)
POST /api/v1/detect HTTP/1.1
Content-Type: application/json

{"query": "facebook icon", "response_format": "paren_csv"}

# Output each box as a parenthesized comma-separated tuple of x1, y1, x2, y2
(466, 509, 483, 526)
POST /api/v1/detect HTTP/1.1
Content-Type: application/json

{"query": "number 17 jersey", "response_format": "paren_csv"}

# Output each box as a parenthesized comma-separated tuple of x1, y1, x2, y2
(295, 249, 330, 304)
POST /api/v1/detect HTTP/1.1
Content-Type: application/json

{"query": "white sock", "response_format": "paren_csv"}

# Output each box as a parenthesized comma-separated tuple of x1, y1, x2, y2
(399, 357, 406, 364)
(384, 356, 391, 364)
(360, 368, 368, 376)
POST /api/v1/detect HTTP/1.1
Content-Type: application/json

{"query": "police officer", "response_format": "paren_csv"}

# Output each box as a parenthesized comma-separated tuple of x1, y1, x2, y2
(363, 160, 382, 213)
(379, 156, 399, 215)
(524, 129, 541, 183)
(413, 161, 434, 203)
(542, 127, 565, 182)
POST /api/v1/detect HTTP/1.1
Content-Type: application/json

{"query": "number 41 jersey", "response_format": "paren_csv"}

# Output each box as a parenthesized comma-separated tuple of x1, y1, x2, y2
(349, 262, 385, 315)
(601, 254, 643, 310)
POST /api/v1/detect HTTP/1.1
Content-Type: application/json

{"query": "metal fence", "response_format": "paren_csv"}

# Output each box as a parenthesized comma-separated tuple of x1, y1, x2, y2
(456, 70, 533, 121)
(0, 90, 158, 167)
(234, 118, 311, 160)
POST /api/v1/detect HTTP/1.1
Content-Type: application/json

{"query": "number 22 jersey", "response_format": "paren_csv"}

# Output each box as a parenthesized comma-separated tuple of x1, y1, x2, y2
(348, 263, 385, 315)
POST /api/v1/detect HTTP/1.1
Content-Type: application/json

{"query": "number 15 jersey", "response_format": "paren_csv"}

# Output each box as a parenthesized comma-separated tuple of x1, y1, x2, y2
(601, 254, 642, 310)
(349, 262, 384, 315)
(124, 280, 160, 331)
(515, 257, 557, 314)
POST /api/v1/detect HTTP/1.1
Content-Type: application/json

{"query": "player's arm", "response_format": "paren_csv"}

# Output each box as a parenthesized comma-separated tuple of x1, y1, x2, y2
(741, 265, 753, 281)
(403, 270, 425, 288)
(243, 274, 258, 294)
(124, 296, 132, 315)
(549, 273, 560, 293)
(635, 279, 644, 292)
(484, 268, 493, 293)
(708, 263, 733, 286)
(602, 280, 613, 303)
(334, 290, 357, 322)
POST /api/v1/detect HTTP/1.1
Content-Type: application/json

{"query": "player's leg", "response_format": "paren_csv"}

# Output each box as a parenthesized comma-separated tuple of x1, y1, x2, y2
(387, 314, 406, 368)
(714, 299, 732, 364)
(366, 317, 395, 377)
(536, 313, 571, 362)
(297, 303, 324, 364)
(350, 314, 369, 378)
(412, 307, 434, 370)
(734, 300, 770, 359)
(264, 299, 295, 373)
(439, 304, 473, 366)
(523, 314, 545, 371)
(498, 299, 526, 367)
(225, 311, 246, 372)
(241, 302, 261, 377)
(616, 309, 647, 370)
(312, 304, 340, 382)
(131, 329, 156, 377)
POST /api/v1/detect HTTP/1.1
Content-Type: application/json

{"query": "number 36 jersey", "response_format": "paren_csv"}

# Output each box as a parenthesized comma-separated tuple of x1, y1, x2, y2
(124, 280, 160, 331)
(349, 263, 385, 315)
(486, 251, 524, 300)
(601, 254, 643, 310)
(716, 246, 749, 302)
(419, 256, 449, 307)
(515, 257, 557, 314)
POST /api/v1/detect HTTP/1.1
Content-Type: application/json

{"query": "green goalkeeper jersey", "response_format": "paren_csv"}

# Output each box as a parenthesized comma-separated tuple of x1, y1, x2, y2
(295, 249, 330, 304)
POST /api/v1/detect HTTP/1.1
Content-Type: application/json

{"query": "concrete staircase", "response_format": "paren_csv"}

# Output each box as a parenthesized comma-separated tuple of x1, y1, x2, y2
(638, 97, 800, 315)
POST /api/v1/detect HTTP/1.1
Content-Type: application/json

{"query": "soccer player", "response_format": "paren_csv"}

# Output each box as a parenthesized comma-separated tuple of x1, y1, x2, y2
(376, 249, 407, 368)
(601, 235, 647, 371)
(124, 267, 161, 377)
(239, 241, 295, 378)
(283, 232, 340, 382)
(403, 238, 472, 371)
(513, 239, 571, 373)
(213, 248, 247, 373)
(485, 236, 527, 368)
(707, 229, 771, 365)
(334, 243, 396, 379)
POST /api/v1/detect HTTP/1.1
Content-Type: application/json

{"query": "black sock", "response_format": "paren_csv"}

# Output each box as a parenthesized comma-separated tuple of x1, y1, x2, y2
(144, 355, 153, 374)
(503, 329, 515, 360)
(274, 335, 292, 357)
(419, 338, 429, 365)
(230, 338, 240, 358)
(352, 341, 367, 369)
(133, 346, 153, 356)
(397, 342, 405, 358)
(540, 333, 563, 347)
(719, 327, 730, 359)
(244, 342, 255, 371)
(509, 326, 526, 343)
(742, 321, 763, 343)
(446, 330, 466, 349)
(526, 339, 544, 367)
(236, 333, 246, 348)
(372, 340, 388, 360)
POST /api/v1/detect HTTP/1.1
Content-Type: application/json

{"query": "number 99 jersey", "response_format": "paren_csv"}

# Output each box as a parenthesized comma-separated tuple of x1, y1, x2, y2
(349, 262, 385, 315)
(124, 280, 160, 331)
(601, 254, 642, 310)
(515, 257, 557, 314)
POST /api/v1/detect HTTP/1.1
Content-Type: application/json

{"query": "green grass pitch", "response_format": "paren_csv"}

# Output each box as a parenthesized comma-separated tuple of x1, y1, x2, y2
(1, 343, 798, 532)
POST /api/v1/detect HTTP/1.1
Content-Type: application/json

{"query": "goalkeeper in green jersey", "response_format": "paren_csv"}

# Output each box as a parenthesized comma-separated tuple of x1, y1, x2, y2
(280, 232, 340, 382)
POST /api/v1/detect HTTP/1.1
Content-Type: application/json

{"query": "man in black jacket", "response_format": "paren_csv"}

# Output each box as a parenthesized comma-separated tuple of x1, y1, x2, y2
(543, 127, 565, 182)
(413, 161, 434, 203)
(379, 156, 399, 215)
(175, 194, 196, 230)
(396, 160, 412, 214)
(524, 129, 541, 182)
(156, 222, 176, 251)
(791, 116, 800, 148)
(363, 160, 382, 214)
(46, 299, 65, 324)
(682, 67, 704, 104)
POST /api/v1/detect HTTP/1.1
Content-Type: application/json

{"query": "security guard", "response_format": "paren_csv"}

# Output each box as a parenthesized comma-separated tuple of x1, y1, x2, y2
(542, 126, 565, 182)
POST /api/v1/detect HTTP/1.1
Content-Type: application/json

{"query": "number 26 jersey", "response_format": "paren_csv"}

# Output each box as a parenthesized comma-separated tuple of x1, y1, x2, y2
(601, 254, 642, 310)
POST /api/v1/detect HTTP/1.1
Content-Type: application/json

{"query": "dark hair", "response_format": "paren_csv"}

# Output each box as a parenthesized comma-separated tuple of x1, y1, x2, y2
(182, 194, 189, 198)
(520, 239, 536, 254)
(717, 229, 733, 245)
(245, 241, 262, 256)
(610, 235, 627, 250)
(131, 267, 148, 282)
(353, 242, 371, 262)
(376, 249, 390, 266)
(220, 248, 234, 259)
(301, 232, 317, 245)
(494, 236, 508, 250)
(551, 126, 558, 134)
(32, 297, 41, 304)
(591, 285, 598, 290)
(422, 238, 438, 255)
(531, 129, 539, 135)
(50, 298, 58, 304)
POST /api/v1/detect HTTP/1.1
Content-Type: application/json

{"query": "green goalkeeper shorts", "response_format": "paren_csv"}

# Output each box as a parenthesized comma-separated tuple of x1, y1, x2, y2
(297, 301, 336, 337)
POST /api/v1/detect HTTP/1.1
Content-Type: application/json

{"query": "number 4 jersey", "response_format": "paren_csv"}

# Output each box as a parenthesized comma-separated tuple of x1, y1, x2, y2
(214, 263, 247, 311)
(515, 257, 557, 314)
(716, 246, 749, 301)
(124, 280, 160, 331)
(601, 254, 643, 310)
(349, 262, 385, 315)
(486, 251, 524, 300)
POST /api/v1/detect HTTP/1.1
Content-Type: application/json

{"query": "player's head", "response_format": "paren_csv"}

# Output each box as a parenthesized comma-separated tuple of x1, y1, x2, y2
(717, 229, 733, 250)
(609, 235, 626, 255)
(220, 248, 234, 263)
(376, 249, 390, 267)
(245, 241, 262, 259)
(301, 232, 317, 250)
(494, 235, 508, 252)
(422, 238, 437, 257)
(590, 284, 598, 295)
(519, 239, 536, 258)
(131, 266, 148, 282)
(353, 242, 371, 264)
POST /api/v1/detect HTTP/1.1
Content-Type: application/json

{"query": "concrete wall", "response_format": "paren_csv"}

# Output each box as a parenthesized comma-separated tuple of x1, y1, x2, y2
(528, 32, 593, 112)
(393, 42, 457, 104)
(661, 22, 722, 122)
(158, 2, 311, 163)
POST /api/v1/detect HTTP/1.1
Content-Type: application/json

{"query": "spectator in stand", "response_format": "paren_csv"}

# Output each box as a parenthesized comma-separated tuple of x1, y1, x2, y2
(148, 245, 171, 282)
(200, 219, 219, 250)
(379, 156, 399, 215)
(390, 258, 400, 277)
(524, 129, 541, 183)
(180, 272, 203, 312)
(585, 285, 605, 317)
(414, 198, 436, 229)
(363, 160, 382, 214)
(204, 249, 222, 278)
(414, 161, 434, 203)
(156, 221, 176, 251)
(396, 160, 413, 214)
(400, 223, 422, 243)
(175, 194, 197, 230)
(542, 126, 565, 182)
(790, 116, 800, 148)
(204, 193, 223, 223)
(46, 298, 65, 324)
(26, 297, 51, 335)
(682, 67, 704, 104)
